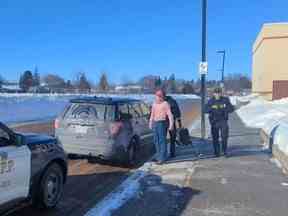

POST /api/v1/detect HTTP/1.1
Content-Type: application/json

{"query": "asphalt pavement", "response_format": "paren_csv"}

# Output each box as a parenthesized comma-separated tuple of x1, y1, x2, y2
(7, 99, 201, 216)
(113, 113, 288, 216)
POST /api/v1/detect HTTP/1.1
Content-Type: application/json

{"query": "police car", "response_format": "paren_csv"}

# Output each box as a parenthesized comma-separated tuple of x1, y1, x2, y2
(0, 122, 67, 214)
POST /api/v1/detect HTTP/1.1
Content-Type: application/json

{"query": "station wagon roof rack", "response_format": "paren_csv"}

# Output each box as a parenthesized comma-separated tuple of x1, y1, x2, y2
(70, 96, 140, 105)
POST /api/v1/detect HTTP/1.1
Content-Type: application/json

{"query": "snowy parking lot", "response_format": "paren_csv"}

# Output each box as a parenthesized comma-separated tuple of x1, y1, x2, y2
(0, 93, 199, 124)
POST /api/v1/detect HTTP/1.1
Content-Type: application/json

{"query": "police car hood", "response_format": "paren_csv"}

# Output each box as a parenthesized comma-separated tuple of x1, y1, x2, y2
(19, 132, 56, 145)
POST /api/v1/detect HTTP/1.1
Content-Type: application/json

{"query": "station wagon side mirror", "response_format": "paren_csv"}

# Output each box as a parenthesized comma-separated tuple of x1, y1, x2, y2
(13, 134, 24, 147)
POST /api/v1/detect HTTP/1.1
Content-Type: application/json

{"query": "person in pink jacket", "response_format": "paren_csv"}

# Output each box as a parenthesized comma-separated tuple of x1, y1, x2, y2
(149, 89, 174, 164)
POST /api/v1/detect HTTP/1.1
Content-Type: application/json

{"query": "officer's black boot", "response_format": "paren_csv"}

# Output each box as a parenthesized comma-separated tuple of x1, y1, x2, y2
(213, 140, 220, 157)
(222, 139, 228, 157)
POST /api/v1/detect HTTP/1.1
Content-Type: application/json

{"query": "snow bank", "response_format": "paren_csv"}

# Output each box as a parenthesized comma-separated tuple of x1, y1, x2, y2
(0, 93, 199, 124)
(273, 117, 288, 155)
(236, 95, 288, 164)
(236, 97, 288, 131)
(230, 94, 259, 106)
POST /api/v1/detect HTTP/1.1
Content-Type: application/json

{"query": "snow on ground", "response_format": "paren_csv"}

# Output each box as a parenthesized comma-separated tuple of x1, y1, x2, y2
(236, 96, 288, 131)
(84, 170, 147, 216)
(230, 94, 259, 106)
(84, 162, 154, 216)
(0, 93, 199, 124)
(273, 117, 288, 155)
(235, 95, 288, 155)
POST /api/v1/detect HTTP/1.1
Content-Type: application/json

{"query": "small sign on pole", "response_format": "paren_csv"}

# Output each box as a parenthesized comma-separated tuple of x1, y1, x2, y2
(199, 62, 208, 75)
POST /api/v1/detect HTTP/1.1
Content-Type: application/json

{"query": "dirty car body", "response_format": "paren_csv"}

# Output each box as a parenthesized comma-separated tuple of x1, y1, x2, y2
(55, 97, 153, 164)
(0, 122, 67, 215)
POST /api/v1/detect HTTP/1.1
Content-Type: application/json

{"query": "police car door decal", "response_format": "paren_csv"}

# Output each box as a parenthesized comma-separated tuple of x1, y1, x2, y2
(0, 145, 31, 204)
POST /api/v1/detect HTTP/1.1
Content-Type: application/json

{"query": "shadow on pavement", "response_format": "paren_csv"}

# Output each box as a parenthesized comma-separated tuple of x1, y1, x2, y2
(113, 174, 202, 216)
(166, 132, 271, 164)
(229, 132, 260, 138)
(8, 171, 131, 216)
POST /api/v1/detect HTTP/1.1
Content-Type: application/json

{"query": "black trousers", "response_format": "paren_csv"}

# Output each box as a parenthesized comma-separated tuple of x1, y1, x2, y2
(211, 121, 229, 156)
(169, 122, 177, 157)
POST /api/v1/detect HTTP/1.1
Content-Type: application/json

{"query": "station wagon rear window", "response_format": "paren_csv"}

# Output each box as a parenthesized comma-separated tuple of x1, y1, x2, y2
(64, 103, 115, 121)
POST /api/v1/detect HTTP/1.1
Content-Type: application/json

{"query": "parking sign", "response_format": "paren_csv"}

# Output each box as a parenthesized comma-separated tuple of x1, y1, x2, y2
(199, 62, 208, 75)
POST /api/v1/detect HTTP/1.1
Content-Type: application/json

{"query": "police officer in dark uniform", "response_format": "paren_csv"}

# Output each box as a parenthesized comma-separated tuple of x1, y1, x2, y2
(205, 88, 234, 157)
(164, 92, 182, 158)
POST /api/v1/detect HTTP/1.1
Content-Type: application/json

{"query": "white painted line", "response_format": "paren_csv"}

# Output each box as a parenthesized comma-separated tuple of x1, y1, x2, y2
(84, 170, 146, 216)
(83, 159, 153, 216)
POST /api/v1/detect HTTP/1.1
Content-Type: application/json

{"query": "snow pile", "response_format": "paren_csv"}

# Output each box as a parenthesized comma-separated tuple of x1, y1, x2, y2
(236, 95, 288, 157)
(236, 97, 288, 131)
(230, 94, 259, 106)
(273, 117, 288, 155)
(0, 93, 199, 124)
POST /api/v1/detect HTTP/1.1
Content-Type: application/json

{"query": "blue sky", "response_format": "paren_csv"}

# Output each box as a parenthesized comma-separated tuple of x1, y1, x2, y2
(0, 0, 288, 84)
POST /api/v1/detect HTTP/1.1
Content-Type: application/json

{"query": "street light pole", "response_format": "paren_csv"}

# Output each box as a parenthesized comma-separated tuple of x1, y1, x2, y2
(201, 0, 207, 140)
(217, 50, 226, 87)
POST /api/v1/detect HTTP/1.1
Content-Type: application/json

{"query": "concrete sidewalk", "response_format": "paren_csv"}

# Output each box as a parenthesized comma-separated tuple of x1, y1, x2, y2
(113, 114, 288, 216)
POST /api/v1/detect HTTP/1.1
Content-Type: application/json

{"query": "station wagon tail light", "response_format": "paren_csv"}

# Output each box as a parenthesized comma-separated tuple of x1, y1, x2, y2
(109, 122, 122, 137)
(54, 119, 60, 129)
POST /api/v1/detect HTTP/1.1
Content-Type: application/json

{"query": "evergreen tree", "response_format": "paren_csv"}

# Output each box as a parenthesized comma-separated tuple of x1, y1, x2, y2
(155, 76, 162, 88)
(66, 80, 74, 89)
(182, 81, 195, 94)
(78, 73, 91, 92)
(0, 75, 4, 88)
(33, 72, 40, 87)
(19, 70, 33, 92)
(99, 73, 109, 92)
(167, 74, 176, 93)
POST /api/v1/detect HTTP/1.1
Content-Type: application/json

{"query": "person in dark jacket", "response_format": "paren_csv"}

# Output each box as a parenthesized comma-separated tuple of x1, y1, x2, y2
(164, 92, 182, 158)
(205, 88, 234, 157)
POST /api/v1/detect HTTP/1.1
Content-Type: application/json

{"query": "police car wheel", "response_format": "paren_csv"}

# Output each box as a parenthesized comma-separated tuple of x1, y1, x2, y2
(36, 163, 64, 209)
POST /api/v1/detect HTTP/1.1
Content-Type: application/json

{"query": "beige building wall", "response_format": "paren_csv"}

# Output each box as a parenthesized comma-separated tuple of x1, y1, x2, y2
(252, 23, 288, 100)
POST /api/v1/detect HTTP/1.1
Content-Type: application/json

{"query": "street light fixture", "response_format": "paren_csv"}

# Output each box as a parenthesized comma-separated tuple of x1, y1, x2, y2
(217, 50, 226, 88)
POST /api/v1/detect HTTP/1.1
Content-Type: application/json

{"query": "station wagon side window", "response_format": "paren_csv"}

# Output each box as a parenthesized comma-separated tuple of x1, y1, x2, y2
(118, 104, 131, 120)
(129, 103, 142, 118)
(140, 103, 150, 117)
(118, 104, 129, 115)
(106, 105, 116, 121)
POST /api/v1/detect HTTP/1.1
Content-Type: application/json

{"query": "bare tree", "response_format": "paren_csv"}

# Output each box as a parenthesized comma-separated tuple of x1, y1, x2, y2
(43, 74, 66, 93)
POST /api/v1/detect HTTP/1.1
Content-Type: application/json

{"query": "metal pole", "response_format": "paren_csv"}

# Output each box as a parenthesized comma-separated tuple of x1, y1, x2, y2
(201, 0, 207, 140)
(217, 50, 226, 88)
(221, 51, 225, 83)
